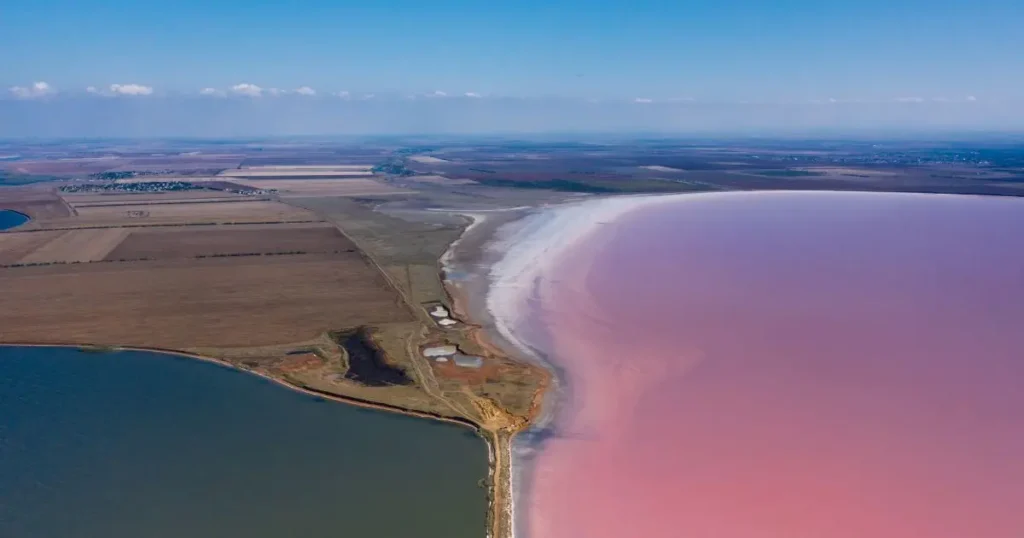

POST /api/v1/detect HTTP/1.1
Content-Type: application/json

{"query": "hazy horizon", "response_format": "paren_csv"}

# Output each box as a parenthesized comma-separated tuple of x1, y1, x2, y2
(3, 95, 1023, 138)
(5, 0, 1024, 137)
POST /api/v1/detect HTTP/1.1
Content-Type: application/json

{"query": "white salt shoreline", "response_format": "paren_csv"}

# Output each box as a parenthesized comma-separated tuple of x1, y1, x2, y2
(479, 191, 740, 538)
(453, 189, 1017, 538)
(484, 192, 733, 375)
(484, 190, 848, 375)
(443, 191, 781, 538)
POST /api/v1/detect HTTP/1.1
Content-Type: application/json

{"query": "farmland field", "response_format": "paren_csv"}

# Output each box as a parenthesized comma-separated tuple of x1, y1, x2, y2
(61, 190, 249, 206)
(0, 187, 72, 220)
(219, 165, 374, 178)
(105, 224, 350, 260)
(36, 200, 319, 228)
(227, 178, 413, 197)
(70, 198, 267, 207)
(16, 228, 130, 264)
(0, 231, 63, 264)
(0, 253, 413, 348)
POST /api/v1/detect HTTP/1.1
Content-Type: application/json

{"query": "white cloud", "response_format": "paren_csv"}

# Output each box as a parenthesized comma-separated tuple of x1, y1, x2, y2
(85, 86, 99, 94)
(431, 90, 447, 97)
(814, 97, 869, 104)
(336, 91, 351, 99)
(360, 93, 375, 100)
(109, 83, 154, 96)
(896, 96, 924, 103)
(294, 86, 316, 96)
(464, 92, 482, 98)
(9, 81, 55, 99)
(231, 83, 263, 97)
(667, 96, 695, 102)
(199, 87, 225, 96)
(634, 97, 653, 103)
(966, 95, 977, 102)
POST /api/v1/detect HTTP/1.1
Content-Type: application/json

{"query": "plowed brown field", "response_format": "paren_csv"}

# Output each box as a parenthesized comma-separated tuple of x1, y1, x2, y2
(16, 228, 129, 264)
(105, 225, 351, 260)
(0, 253, 413, 348)
(35, 200, 318, 228)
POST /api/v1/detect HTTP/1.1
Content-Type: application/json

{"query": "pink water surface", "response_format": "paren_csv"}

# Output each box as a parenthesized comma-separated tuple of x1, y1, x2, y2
(520, 192, 1024, 538)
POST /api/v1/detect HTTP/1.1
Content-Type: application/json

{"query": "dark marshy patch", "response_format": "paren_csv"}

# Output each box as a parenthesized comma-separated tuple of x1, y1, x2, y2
(333, 327, 412, 387)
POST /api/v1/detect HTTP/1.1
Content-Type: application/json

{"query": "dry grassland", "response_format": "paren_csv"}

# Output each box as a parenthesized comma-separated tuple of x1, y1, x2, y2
(109, 155, 243, 172)
(0, 231, 64, 264)
(106, 225, 351, 260)
(34, 200, 318, 229)
(2, 159, 123, 176)
(228, 178, 414, 197)
(234, 165, 374, 171)
(219, 165, 374, 178)
(16, 228, 129, 264)
(0, 187, 72, 220)
(0, 253, 413, 349)
(408, 175, 478, 186)
(799, 167, 899, 177)
(223, 171, 373, 177)
(71, 198, 266, 208)
(61, 190, 247, 206)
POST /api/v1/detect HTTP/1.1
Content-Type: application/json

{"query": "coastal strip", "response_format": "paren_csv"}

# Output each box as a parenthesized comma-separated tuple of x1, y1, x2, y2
(434, 206, 555, 538)
(0, 342, 485, 432)
(456, 192, 735, 538)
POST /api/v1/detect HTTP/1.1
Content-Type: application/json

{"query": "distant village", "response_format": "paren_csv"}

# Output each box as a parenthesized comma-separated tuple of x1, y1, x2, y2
(59, 180, 276, 196)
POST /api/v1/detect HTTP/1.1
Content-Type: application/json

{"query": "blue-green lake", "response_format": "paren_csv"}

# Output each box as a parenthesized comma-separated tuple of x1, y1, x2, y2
(0, 209, 29, 230)
(0, 346, 488, 538)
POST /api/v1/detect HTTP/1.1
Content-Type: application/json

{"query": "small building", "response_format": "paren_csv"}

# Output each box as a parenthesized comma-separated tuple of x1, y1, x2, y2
(438, 318, 458, 327)
(429, 305, 451, 318)
(453, 354, 484, 369)
(422, 345, 458, 358)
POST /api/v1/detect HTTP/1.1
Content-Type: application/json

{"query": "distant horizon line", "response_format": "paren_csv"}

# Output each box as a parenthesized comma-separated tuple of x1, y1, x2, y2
(3, 130, 1024, 143)
(2, 82, 1005, 106)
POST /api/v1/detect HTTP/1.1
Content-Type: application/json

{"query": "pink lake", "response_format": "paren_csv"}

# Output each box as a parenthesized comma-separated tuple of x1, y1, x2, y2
(516, 192, 1024, 538)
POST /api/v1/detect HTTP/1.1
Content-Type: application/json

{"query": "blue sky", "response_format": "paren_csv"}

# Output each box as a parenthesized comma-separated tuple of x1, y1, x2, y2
(2, 0, 1023, 134)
